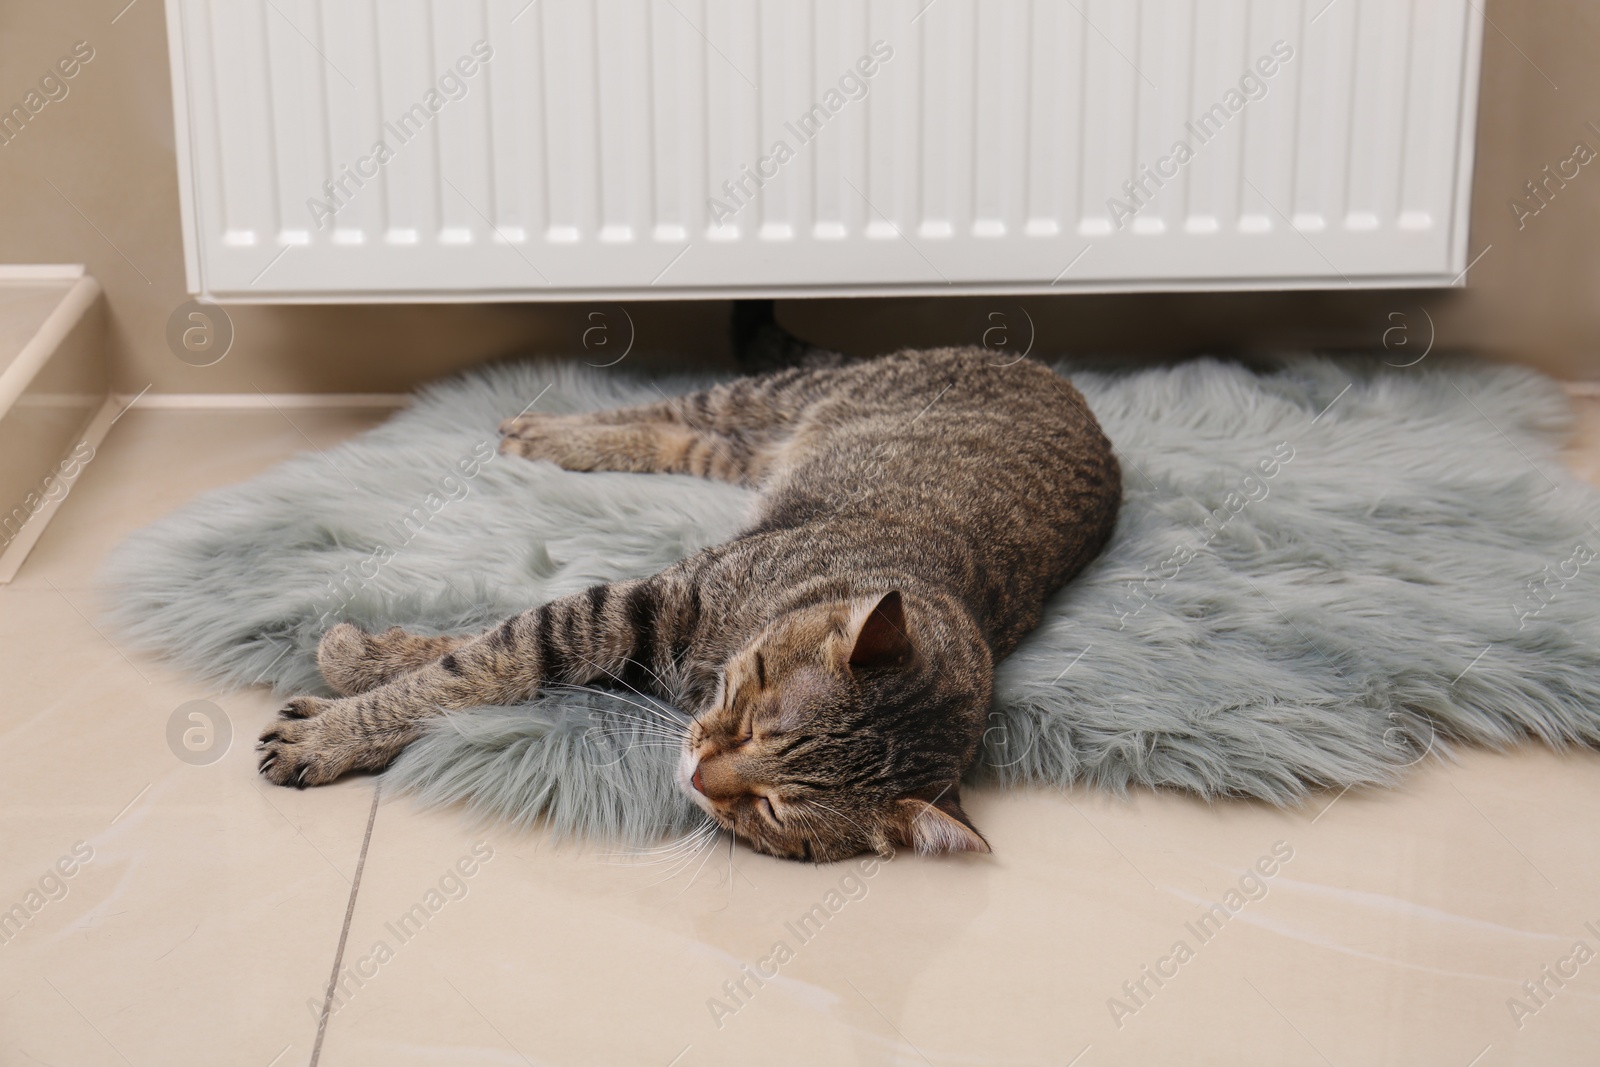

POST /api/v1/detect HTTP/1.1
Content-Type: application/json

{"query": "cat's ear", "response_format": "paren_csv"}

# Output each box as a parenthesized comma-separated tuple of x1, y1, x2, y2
(847, 591, 912, 669)
(889, 790, 990, 855)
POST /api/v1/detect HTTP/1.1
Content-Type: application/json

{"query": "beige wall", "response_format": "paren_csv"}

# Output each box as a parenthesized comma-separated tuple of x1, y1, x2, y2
(1, 1, 1596, 393)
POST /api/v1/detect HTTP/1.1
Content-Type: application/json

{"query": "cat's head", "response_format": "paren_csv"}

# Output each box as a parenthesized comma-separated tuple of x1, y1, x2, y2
(678, 590, 991, 861)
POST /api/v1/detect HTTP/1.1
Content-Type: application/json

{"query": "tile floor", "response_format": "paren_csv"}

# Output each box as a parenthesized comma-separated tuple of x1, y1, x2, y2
(2, 398, 1599, 1067)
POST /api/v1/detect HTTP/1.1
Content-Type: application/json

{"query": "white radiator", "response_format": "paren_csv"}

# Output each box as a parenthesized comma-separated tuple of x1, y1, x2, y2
(164, 0, 1485, 301)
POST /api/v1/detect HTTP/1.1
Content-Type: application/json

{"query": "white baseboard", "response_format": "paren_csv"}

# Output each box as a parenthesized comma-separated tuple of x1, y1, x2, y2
(0, 264, 86, 282)
(0, 275, 101, 416)
(0, 393, 119, 584)
(119, 392, 411, 409)
(0, 391, 409, 583)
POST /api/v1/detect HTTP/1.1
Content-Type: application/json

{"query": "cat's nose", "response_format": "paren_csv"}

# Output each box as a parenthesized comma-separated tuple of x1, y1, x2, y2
(692, 755, 745, 801)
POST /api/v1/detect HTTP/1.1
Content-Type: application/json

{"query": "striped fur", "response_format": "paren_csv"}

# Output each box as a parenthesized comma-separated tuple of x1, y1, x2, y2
(258, 348, 1121, 859)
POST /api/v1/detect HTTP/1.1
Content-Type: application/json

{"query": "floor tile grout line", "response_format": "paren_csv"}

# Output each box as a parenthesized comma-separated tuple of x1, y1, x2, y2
(309, 783, 381, 1067)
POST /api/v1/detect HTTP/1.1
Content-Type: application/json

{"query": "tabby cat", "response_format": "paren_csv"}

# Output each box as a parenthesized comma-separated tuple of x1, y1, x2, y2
(258, 348, 1121, 860)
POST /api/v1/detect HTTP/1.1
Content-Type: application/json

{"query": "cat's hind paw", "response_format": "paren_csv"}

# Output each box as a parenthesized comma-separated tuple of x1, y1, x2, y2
(498, 411, 545, 438)
(317, 623, 467, 695)
(317, 623, 382, 696)
(496, 413, 601, 467)
(496, 417, 571, 463)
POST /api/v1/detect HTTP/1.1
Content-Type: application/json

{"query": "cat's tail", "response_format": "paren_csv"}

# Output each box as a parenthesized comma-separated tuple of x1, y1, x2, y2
(730, 299, 848, 372)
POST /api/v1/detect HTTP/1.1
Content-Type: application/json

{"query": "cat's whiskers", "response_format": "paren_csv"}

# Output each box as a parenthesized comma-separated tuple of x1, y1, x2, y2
(581, 719, 686, 744)
(637, 822, 725, 888)
(788, 806, 834, 859)
(554, 681, 690, 735)
(552, 682, 693, 764)
(641, 838, 716, 890)
(567, 660, 689, 726)
(599, 653, 682, 709)
(611, 816, 716, 855)
(801, 797, 873, 846)
(554, 680, 684, 722)
(676, 822, 726, 894)
(789, 805, 826, 837)
(607, 819, 718, 867)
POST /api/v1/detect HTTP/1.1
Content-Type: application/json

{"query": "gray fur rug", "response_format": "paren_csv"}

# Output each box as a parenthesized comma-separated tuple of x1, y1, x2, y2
(102, 356, 1600, 843)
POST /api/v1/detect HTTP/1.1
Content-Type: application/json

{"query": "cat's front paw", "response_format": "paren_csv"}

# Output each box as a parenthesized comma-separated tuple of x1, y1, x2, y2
(256, 698, 356, 788)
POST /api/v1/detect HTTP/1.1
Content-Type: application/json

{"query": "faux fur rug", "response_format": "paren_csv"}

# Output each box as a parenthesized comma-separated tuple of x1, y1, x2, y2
(102, 356, 1600, 843)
